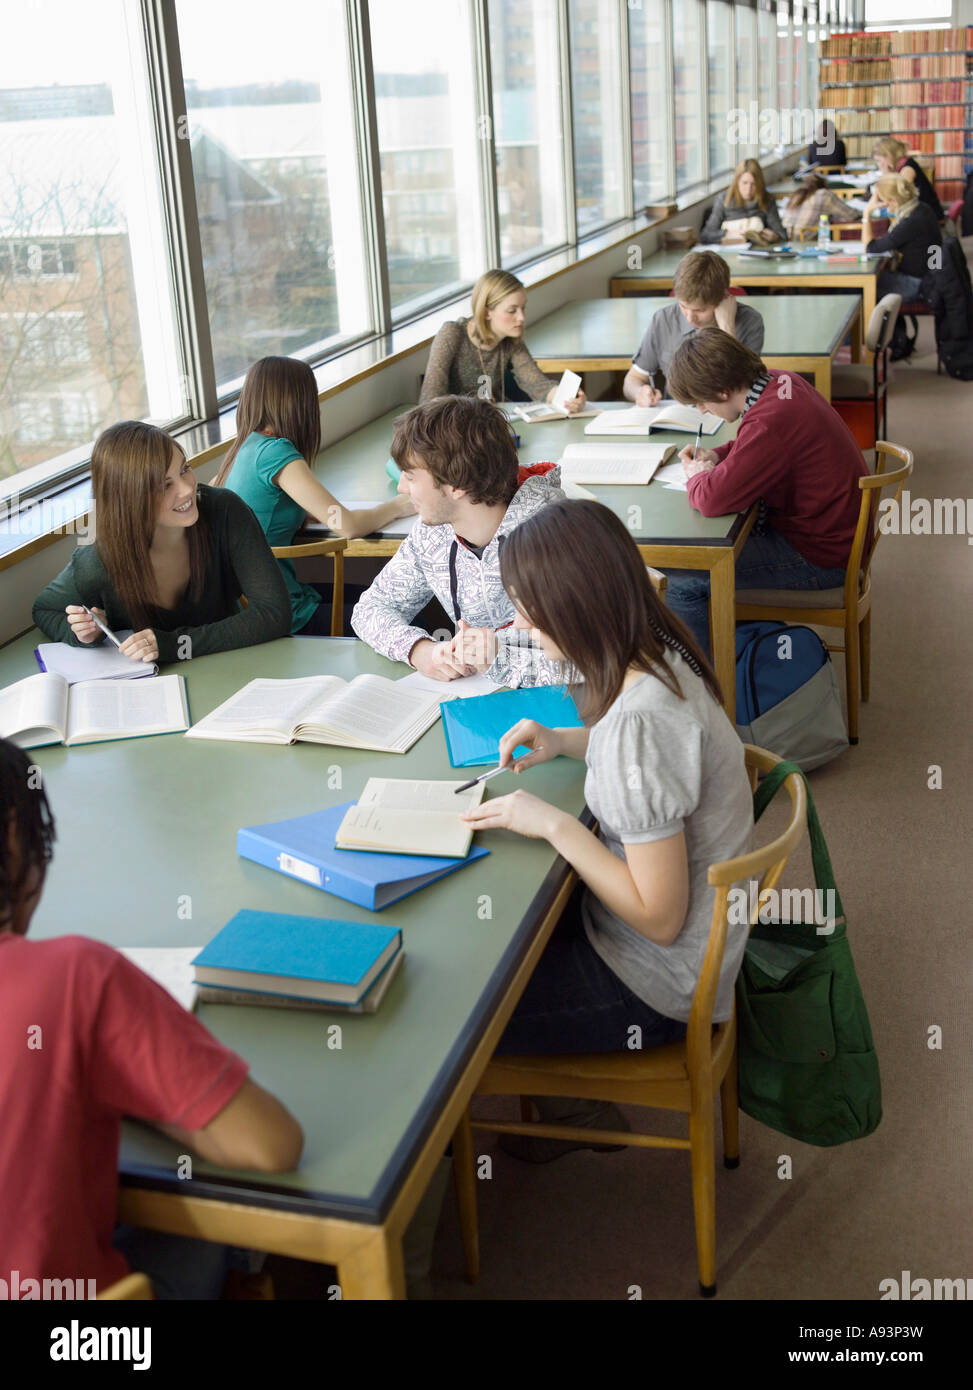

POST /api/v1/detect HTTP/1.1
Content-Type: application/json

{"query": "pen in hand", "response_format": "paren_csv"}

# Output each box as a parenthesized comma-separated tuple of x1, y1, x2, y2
(691, 423, 703, 463)
(82, 605, 123, 649)
(454, 746, 546, 794)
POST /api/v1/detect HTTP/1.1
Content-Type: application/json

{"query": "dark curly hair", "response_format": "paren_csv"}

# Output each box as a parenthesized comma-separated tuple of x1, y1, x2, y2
(0, 738, 56, 930)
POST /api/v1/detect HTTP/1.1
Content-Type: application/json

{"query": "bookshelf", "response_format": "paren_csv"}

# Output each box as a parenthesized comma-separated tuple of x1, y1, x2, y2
(819, 26, 973, 203)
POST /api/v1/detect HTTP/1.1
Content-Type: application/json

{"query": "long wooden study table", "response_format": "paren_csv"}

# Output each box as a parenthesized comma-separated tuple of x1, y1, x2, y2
(0, 632, 592, 1299)
(528, 295, 863, 400)
(311, 405, 752, 722)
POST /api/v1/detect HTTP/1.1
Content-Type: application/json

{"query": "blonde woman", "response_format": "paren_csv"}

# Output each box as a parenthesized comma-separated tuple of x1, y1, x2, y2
(699, 159, 786, 245)
(419, 269, 587, 411)
(864, 173, 943, 301)
(872, 137, 942, 218)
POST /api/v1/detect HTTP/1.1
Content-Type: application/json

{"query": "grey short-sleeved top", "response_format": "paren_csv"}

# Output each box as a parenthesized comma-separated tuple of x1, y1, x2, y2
(631, 300, 765, 380)
(580, 651, 754, 1022)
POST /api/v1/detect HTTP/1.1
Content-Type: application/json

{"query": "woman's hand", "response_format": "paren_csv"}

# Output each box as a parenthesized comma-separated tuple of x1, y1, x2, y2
(118, 629, 159, 664)
(65, 605, 106, 644)
(563, 390, 587, 415)
(497, 720, 561, 772)
(394, 494, 417, 520)
(460, 788, 565, 841)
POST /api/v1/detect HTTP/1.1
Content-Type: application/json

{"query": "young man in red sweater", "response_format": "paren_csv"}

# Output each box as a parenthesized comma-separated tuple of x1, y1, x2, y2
(663, 326, 868, 657)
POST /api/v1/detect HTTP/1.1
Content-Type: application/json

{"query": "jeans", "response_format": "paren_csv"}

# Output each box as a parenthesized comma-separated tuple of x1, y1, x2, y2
(877, 269, 924, 301)
(113, 1225, 231, 1301)
(663, 525, 848, 659)
(495, 888, 686, 1056)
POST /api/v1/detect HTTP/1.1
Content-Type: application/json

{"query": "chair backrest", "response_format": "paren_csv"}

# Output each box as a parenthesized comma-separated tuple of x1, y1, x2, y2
(866, 293, 902, 354)
(270, 536, 348, 636)
(645, 565, 667, 595)
(97, 1272, 154, 1300)
(852, 442, 914, 591)
(684, 746, 807, 1066)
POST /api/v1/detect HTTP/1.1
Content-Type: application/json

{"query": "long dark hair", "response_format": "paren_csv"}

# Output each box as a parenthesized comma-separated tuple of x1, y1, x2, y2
(91, 422, 209, 629)
(500, 500, 722, 723)
(787, 173, 826, 212)
(0, 738, 55, 932)
(214, 356, 321, 485)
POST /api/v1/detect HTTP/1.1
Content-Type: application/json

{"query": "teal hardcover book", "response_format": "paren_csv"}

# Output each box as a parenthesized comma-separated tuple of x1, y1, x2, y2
(440, 685, 583, 767)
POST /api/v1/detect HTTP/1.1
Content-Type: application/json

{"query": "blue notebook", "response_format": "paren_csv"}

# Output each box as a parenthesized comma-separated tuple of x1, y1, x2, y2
(238, 802, 489, 911)
(192, 909, 401, 1005)
(441, 685, 584, 767)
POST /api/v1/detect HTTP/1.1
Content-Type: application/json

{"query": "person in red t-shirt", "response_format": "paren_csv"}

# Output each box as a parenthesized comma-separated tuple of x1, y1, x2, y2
(0, 738, 303, 1299)
(662, 327, 867, 657)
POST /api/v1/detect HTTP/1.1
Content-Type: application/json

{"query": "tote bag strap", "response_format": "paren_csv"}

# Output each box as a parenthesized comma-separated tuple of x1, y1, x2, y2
(753, 760, 846, 931)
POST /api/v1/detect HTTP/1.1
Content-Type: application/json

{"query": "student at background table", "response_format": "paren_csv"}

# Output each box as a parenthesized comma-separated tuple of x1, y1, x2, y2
(215, 357, 415, 635)
(699, 159, 786, 245)
(460, 500, 752, 1162)
(863, 173, 943, 302)
(419, 269, 587, 411)
(623, 250, 764, 406)
(351, 395, 565, 686)
(872, 137, 942, 219)
(803, 119, 847, 171)
(782, 173, 860, 239)
(33, 422, 291, 664)
(0, 737, 303, 1298)
(661, 328, 867, 659)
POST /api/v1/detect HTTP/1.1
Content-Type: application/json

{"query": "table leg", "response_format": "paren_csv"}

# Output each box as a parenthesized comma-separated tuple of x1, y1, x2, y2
(861, 278, 876, 365)
(338, 1225, 406, 1300)
(709, 550, 738, 722)
(849, 303, 863, 363)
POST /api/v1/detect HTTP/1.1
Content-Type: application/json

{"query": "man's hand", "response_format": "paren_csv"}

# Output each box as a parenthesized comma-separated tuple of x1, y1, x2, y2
(678, 444, 720, 480)
(451, 619, 497, 673)
(409, 638, 473, 681)
(635, 382, 663, 407)
(714, 294, 738, 335)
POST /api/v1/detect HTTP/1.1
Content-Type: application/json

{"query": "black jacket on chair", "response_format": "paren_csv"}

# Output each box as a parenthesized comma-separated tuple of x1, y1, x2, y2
(923, 236, 973, 378)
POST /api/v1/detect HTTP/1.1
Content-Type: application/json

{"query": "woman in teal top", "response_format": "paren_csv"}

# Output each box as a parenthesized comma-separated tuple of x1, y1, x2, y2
(215, 358, 414, 634)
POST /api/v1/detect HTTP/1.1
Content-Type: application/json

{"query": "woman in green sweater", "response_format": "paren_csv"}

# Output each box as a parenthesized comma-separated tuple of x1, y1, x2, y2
(33, 422, 291, 664)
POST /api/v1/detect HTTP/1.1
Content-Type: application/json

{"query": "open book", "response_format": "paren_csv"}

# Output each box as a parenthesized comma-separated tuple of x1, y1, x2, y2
(0, 672, 189, 749)
(557, 441, 676, 487)
(585, 404, 722, 437)
(336, 777, 486, 858)
(185, 673, 442, 752)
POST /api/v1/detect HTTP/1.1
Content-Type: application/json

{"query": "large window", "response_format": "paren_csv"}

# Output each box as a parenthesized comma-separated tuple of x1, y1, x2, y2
(177, 0, 371, 391)
(707, 1, 734, 181)
(777, 2, 793, 118)
(757, 6, 777, 157)
(569, 0, 626, 231)
(806, 3, 818, 111)
(629, 0, 671, 206)
(735, 4, 757, 163)
(370, 0, 487, 318)
(672, 0, 705, 190)
(0, 0, 189, 487)
(488, 0, 569, 265)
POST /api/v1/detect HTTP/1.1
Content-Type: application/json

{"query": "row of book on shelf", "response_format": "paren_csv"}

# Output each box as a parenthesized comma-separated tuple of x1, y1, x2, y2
(821, 28, 972, 59)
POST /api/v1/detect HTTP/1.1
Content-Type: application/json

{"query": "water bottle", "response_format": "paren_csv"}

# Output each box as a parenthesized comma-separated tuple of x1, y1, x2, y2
(817, 213, 831, 250)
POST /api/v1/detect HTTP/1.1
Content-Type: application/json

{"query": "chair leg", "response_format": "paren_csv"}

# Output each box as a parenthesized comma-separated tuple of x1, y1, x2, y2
(451, 1109, 479, 1283)
(689, 1104, 717, 1297)
(844, 615, 861, 744)
(720, 1044, 741, 1169)
(859, 611, 871, 704)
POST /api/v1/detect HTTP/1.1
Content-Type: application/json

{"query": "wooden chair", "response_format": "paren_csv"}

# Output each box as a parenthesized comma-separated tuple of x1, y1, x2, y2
(272, 536, 348, 636)
(831, 293, 902, 445)
(97, 1272, 154, 1300)
(735, 442, 913, 743)
(452, 744, 806, 1298)
(646, 565, 666, 596)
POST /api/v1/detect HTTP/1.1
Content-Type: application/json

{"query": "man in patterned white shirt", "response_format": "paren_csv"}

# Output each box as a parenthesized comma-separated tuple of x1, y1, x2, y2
(352, 395, 566, 686)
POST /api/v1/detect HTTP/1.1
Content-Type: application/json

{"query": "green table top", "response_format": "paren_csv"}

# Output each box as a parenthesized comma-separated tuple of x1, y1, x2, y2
(316, 404, 746, 548)
(0, 633, 589, 1222)
(611, 246, 883, 282)
(529, 295, 862, 362)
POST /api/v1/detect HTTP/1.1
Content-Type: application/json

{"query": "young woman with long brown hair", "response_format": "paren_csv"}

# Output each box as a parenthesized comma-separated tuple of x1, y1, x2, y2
(33, 422, 291, 662)
(699, 158, 786, 244)
(214, 357, 415, 635)
(461, 499, 753, 1160)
